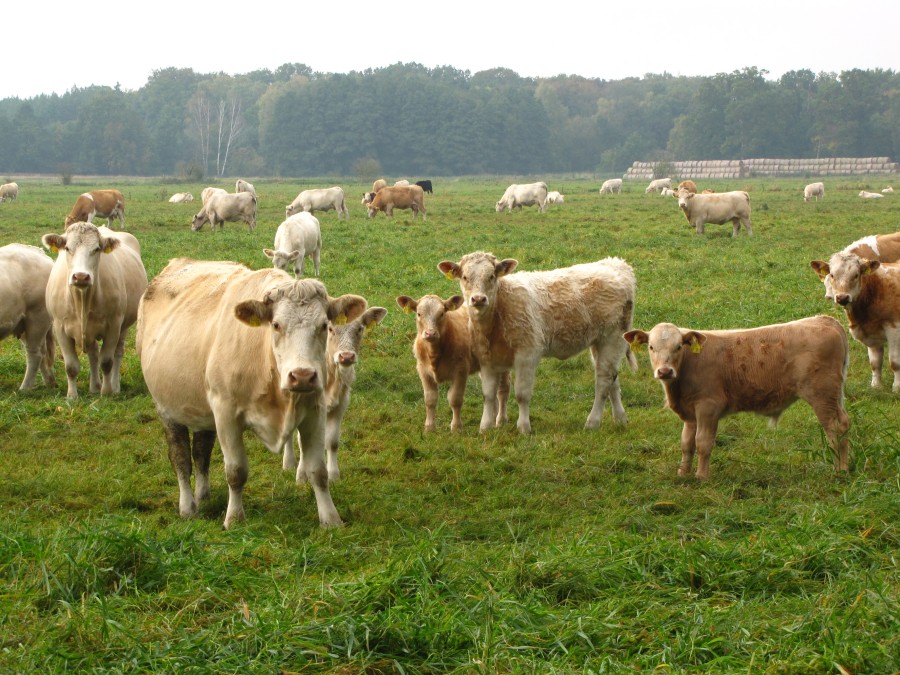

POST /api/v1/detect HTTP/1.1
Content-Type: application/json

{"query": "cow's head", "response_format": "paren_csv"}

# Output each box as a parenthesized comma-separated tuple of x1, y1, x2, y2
(327, 306, 388, 372)
(438, 252, 517, 319)
(42, 222, 120, 288)
(263, 248, 301, 275)
(676, 189, 694, 210)
(396, 294, 463, 342)
(190, 210, 210, 232)
(624, 323, 706, 381)
(811, 252, 879, 307)
(234, 278, 367, 394)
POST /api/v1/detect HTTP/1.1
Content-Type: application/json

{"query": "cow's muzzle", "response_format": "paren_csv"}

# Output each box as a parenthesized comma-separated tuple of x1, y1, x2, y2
(655, 367, 675, 380)
(284, 367, 319, 392)
(70, 272, 92, 287)
(835, 294, 851, 306)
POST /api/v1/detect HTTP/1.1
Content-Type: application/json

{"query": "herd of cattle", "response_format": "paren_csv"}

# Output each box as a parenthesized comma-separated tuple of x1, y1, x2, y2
(0, 176, 897, 529)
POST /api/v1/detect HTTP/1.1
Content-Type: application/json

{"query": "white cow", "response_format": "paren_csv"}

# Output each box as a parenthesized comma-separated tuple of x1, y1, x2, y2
(660, 188, 675, 198)
(137, 258, 368, 528)
(0, 244, 56, 390)
(263, 212, 322, 277)
(200, 187, 228, 206)
(677, 189, 752, 236)
(168, 192, 194, 203)
(393, 179, 410, 186)
(803, 182, 825, 202)
(882, 186, 894, 194)
(546, 191, 565, 205)
(42, 223, 148, 399)
(859, 191, 884, 199)
(192, 191, 257, 232)
(645, 178, 672, 194)
(0, 182, 19, 202)
(235, 179, 257, 198)
(495, 182, 549, 213)
(599, 178, 622, 195)
(286, 187, 349, 219)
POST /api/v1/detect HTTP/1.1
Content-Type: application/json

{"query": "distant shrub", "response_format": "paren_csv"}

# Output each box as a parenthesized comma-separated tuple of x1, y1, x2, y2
(177, 162, 204, 182)
(57, 163, 75, 185)
(353, 157, 383, 183)
(653, 160, 675, 179)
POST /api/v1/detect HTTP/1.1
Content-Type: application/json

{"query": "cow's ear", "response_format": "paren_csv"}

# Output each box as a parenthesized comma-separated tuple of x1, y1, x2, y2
(287, 250, 301, 262)
(683, 331, 706, 353)
(100, 236, 120, 254)
(496, 259, 518, 276)
(361, 307, 388, 333)
(42, 233, 65, 254)
(263, 248, 276, 259)
(329, 294, 367, 324)
(810, 260, 830, 280)
(438, 261, 461, 280)
(862, 259, 881, 275)
(396, 295, 417, 313)
(623, 330, 649, 350)
(234, 300, 272, 327)
(446, 295, 464, 311)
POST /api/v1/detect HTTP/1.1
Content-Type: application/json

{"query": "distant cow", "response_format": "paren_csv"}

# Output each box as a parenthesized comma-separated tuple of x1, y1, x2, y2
(804, 182, 825, 202)
(361, 191, 376, 206)
(396, 293, 510, 432)
(645, 178, 672, 194)
(263, 212, 322, 277)
(286, 186, 349, 219)
(192, 191, 257, 232)
(677, 189, 752, 236)
(235, 179, 257, 198)
(811, 252, 900, 390)
(137, 258, 368, 528)
(624, 316, 851, 479)
(415, 179, 433, 194)
(495, 182, 549, 213)
(201, 187, 227, 205)
(546, 191, 565, 205)
(599, 178, 622, 195)
(0, 182, 19, 202)
(818, 232, 900, 300)
(168, 192, 194, 203)
(677, 180, 698, 194)
(394, 179, 410, 186)
(438, 252, 637, 434)
(660, 188, 676, 198)
(65, 190, 126, 228)
(859, 191, 884, 199)
(367, 185, 426, 220)
(882, 186, 894, 194)
(0, 243, 56, 390)
(372, 178, 387, 193)
(42, 223, 147, 398)
(282, 305, 388, 481)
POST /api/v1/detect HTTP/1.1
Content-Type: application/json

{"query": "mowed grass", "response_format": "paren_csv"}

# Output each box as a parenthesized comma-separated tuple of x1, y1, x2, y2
(0, 176, 897, 673)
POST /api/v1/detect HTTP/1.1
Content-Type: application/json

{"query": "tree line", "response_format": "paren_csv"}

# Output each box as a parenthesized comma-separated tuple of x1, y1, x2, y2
(0, 63, 896, 179)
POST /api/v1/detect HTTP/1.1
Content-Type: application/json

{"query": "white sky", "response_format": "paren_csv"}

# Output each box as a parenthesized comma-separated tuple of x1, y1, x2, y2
(4, 0, 896, 100)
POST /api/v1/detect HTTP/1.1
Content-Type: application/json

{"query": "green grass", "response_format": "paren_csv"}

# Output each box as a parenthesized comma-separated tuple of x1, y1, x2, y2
(0, 176, 897, 673)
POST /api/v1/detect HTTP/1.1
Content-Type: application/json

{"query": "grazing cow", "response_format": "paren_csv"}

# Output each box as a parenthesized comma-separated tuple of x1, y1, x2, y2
(882, 186, 894, 194)
(286, 186, 349, 219)
(361, 191, 376, 206)
(42, 223, 147, 399)
(137, 258, 367, 528)
(804, 182, 825, 202)
(660, 188, 676, 198)
(810, 252, 900, 390)
(546, 191, 565, 205)
(0, 244, 56, 390)
(168, 192, 194, 203)
(677, 180, 698, 194)
(0, 182, 19, 201)
(818, 232, 900, 300)
(415, 179, 434, 194)
(623, 316, 851, 479)
(396, 293, 511, 432)
(438, 252, 637, 434)
(599, 178, 622, 195)
(859, 191, 884, 199)
(235, 179, 257, 198)
(367, 185, 426, 220)
(495, 182, 549, 213)
(282, 305, 388, 481)
(64, 190, 126, 228)
(201, 187, 227, 205)
(192, 191, 257, 232)
(645, 178, 672, 194)
(372, 178, 387, 193)
(394, 179, 410, 186)
(677, 189, 752, 236)
(263, 212, 322, 277)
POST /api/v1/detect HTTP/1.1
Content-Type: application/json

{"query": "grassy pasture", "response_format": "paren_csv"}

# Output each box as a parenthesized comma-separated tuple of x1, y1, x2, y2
(0, 176, 897, 673)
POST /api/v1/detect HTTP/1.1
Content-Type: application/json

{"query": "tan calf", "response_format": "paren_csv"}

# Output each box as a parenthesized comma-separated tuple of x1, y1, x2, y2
(65, 190, 126, 228)
(367, 185, 426, 220)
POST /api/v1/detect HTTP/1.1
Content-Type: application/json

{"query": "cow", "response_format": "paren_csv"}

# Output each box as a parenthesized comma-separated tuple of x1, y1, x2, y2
(437, 252, 638, 434)
(677, 180, 698, 194)
(660, 188, 676, 198)
(235, 179, 257, 198)
(361, 191, 376, 206)
(367, 185, 426, 220)
(546, 191, 565, 205)
(192, 191, 257, 232)
(0, 244, 56, 390)
(282, 305, 388, 481)
(623, 316, 851, 479)
(394, 179, 410, 186)
(168, 192, 194, 203)
(136, 258, 367, 528)
(64, 190, 126, 228)
(599, 178, 622, 195)
(42, 223, 147, 399)
(415, 179, 434, 194)
(676, 189, 752, 236)
(810, 252, 900, 391)
(0, 182, 19, 202)
(859, 191, 884, 199)
(201, 187, 227, 205)
(645, 178, 672, 194)
(818, 232, 900, 300)
(804, 182, 825, 202)
(882, 186, 894, 194)
(263, 212, 322, 277)
(286, 186, 349, 219)
(495, 182, 549, 213)
(372, 178, 387, 193)
(396, 293, 511, 432)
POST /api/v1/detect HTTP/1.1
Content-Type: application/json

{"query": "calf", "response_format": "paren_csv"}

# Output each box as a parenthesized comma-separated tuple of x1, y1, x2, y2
(677, 189, 752, 236)
(367, 185, 426, 220)
(438, 252, 637, 434)
(804, 182, 825, 202)
(811, 252, 900, 390)
(818, 232, 900, 300)
(645, 178, 672, 194)
(396, 293, 510, 432)
(546, 191, 565, 205)
(286, 186, 349, 219)
(859, 191, 883, 199)
(496, 182, 548, 213)
(415, 179, 434, 194)
(264, 212, 322, 277)
(624, 316, 851, 479)
(599, 178, 622, 195)
(168, 192, 194, 203)
(65, 190, 126, 228)
(192, 191, 257, 232)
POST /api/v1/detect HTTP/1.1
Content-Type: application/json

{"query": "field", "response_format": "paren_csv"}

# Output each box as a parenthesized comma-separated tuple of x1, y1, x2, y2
(0, 176, 897, 673)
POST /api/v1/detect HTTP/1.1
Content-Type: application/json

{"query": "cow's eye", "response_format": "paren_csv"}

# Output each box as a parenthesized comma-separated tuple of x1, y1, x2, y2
(272, 321, 282, 332)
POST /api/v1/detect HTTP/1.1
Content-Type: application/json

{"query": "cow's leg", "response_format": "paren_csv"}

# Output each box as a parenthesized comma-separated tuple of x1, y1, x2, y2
(312, 249, 320, 277)
(744, 216, 753, 236)
(325, 400, 348, 482)
(296, 413, 342, 527)
(478, 369, 502, 432)
(866, 344, 884, 388)
(40, 330, 57, 388)
(446, 371, 465, 432)
(886, 328, 900, 392)
(731, 218, 740, 237)
(283, 433, 298, 471)
(97, 330, 121, 396)
(85, 340, 103, 394)
(586, 342, 627, 428)
(420, 205, 426, 222)
(162, 419, 196, 518)
(496, 370, 511, 426)
(696, 221, 705, 235)
(298, 256, 306, 277)
(694, 416, 719, 480)
(678, 421, 697, 476)
(811, 399, 851, 472)
(513, 359, 539, 434)
(19, 322, 48, 390)
(56, 325, 80, 399)
(214, 415, 249, 529)
(109, 330, 128, 393)
(192, 429, 216, 503)
(420, 369, 439, 432)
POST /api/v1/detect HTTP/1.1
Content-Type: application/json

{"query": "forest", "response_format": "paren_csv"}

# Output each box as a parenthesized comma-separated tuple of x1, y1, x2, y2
(0, 63, 897, 179)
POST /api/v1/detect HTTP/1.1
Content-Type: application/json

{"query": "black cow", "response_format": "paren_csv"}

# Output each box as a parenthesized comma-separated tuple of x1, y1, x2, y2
(415, 180, 434, 194)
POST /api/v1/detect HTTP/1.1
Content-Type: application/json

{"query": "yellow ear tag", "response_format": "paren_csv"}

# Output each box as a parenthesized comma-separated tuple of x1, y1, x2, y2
(246, 315, 261, 327)
(444, 270, 455, 281)
(103, 245, 114, 254)
(403, 305, 413, 314)
(629, 341, 644, 353)
(50, 245, 59, 254)
(333, 314, 347, 326)
(690, 337, 703, 354)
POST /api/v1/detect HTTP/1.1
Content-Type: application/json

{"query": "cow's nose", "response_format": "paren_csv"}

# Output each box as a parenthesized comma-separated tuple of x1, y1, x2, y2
(835, 294, 850, 306)
(470, 294, 487, 306)
(286, 367, 318, 391)
(71, 272, 91, 287)
(337, 351, 356, 366)
(656, 366, 674, 380)
(422, 329, 438, 340)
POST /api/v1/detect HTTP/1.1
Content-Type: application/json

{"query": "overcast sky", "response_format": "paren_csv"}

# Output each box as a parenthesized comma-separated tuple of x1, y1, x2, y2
(4, 0, 896, 100)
